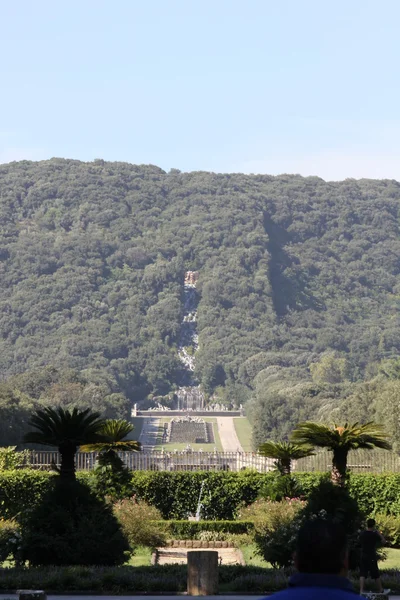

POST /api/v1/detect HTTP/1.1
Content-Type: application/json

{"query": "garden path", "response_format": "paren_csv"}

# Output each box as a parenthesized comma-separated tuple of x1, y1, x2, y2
(157, 546, 244, 565)
(216, 417, 243, 452)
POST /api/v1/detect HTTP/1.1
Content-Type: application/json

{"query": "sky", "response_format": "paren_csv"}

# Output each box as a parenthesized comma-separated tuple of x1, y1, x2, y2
(1, 0, 400, 181)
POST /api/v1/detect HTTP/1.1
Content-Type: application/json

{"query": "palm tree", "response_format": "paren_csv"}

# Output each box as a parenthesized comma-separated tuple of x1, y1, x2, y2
(258, 441, 314, 475)
(81, 419, 141, 470)
(23, 407, 105, 480)
(291, 421, 391, 486)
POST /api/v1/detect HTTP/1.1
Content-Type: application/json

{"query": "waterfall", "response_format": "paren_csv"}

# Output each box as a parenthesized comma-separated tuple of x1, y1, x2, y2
(176, 272, 205, 410)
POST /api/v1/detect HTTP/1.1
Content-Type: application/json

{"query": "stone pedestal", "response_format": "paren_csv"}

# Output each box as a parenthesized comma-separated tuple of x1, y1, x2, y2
(187, 550, 218, 596)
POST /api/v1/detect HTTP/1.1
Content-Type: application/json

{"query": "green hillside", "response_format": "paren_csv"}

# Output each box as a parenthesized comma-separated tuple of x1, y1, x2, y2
(1, 159, 400, 447)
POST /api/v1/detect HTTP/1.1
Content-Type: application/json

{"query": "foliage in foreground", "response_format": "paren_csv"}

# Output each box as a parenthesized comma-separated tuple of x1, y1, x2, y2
(5, 470, 400, 522)
(239, 498, 306, 568)
(19, 479, 129, 566)
(0, 564, 399, 593)
(113, 497, 166, 550)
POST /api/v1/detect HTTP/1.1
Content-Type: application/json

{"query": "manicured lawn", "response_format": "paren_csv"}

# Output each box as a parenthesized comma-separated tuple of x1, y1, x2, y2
(241, 543, 270, 567)
(241, 544, 400, 570)
(234, 417, 253, 451)
(382, 548, 400, 569)
(154, 417, 223, 451)
(126, 546, 152, 566)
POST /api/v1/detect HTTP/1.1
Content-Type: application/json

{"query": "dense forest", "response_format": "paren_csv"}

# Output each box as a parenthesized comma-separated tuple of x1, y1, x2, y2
(1, 159, 400, 447)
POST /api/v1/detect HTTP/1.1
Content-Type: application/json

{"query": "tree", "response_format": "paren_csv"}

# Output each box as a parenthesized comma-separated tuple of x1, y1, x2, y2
(23, 407, 105, 480)
(81, 418, 141, 470)
(291, 421, 391, 486)
(258, 440, 314, 475)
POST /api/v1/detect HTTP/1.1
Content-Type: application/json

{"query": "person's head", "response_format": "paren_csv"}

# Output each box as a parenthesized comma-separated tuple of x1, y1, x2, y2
(294, 519, 348, 575)
(367, 518, 376, 529)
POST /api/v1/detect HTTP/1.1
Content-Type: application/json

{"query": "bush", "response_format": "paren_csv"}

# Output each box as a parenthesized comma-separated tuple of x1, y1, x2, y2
(130, 470, 265, 519)
(259, 473, 304, 501)
(113, 497, 166, 549)
(375, 513, 400, 548)
(347, 474, 400, 516)
(0, 470, 54, 519)
(242, 498, 305, 568)
(20, 479, 129, 566)
(0, 447, 30, 470)
(88, 463, 133, 501)
(0, 519, 21, 564)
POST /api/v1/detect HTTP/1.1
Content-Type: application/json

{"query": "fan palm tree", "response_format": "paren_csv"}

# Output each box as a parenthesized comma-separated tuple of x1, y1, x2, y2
(81, 419, 141, 470)
(258, 441, 315, 475)
(291, 421, 391, 486)
(23, 407, 105, 480)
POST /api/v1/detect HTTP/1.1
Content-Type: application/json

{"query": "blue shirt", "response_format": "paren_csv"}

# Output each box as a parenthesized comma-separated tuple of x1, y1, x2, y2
(262, 572, 358, 600)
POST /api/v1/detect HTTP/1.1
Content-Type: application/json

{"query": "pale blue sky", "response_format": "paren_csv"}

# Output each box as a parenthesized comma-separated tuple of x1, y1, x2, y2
(1, 0, 400, 180)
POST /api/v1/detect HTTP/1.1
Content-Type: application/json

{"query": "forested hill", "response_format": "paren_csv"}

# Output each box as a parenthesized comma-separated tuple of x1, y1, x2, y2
(1, 159, 400, 446)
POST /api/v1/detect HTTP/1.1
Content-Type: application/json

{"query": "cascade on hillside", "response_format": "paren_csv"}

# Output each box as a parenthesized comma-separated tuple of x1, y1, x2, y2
(175, 271, 205, 410)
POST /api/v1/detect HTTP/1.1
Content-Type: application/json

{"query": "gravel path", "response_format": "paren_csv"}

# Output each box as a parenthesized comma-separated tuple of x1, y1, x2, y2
(216, 417, 243, 452)
(157, 547, 243, 565)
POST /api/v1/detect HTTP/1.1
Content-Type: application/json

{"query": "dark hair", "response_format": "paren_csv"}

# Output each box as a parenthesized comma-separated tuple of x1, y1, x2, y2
(296, 519, 347, 574)
(367, 518, 376, 528)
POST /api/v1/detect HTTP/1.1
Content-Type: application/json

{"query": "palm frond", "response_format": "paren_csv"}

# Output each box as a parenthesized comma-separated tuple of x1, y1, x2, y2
(23, 407, 105, 446)
(291, 421, 391, 452)
(258, 441, 314, 460)
(80, 419, 141, 453)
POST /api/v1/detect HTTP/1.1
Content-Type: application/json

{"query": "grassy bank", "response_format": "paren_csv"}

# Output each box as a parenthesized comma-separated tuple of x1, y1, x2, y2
(234, 417, 253, 451)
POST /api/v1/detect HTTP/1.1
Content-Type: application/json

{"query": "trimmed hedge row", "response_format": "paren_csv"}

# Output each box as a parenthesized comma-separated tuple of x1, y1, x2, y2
(2, 470, 400, 520)
(156, 520, 254, 538)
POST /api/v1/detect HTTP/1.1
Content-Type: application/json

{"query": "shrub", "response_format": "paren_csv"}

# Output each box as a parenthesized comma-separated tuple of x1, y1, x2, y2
(0, 447, 30, 470)
(0, 470, 54, 519)
(113, 497, 166, 550)
(20, 479, 129, 566)
(0, 519, 21, 564)
(88, 463, 133, 501)
(130, 470, 264, 519)
(242, 498, 305, 568)
(375, 513, 400, 548)
(259, 473, 304, 501)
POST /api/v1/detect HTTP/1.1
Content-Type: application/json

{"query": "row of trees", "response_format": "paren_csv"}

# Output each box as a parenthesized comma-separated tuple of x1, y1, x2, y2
(259, 421, 391, 486)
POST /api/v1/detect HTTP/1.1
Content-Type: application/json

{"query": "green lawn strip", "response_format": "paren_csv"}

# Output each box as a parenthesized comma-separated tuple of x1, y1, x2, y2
(240, 543, 271, 567)
(238, 544, 400, 570)
(233, 417, 253, 451)
(154, 417, 223, 451)
(126, 546, 153, 566)
(128, 417, 144, 441)
(381, 547, 400, 569)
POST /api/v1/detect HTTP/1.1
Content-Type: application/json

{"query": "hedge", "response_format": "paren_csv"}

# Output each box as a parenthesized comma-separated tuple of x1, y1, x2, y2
(2, 470, 400, 520)
(129, 470, 268, 519)
(156, 520, 254, 538)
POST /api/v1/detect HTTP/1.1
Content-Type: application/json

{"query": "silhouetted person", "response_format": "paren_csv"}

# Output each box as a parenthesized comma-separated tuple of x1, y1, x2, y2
(264, 519, 357, 600)
(359, 518, 389, 595)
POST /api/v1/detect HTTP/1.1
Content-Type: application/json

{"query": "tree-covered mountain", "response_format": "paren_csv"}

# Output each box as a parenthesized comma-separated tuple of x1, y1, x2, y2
(1, 159, 400, 446)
